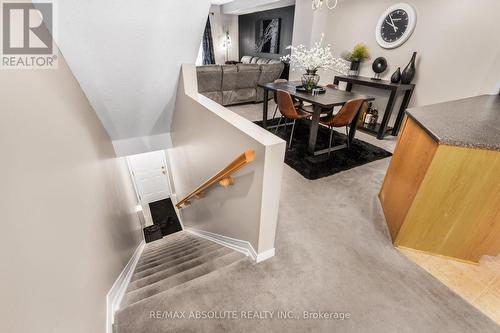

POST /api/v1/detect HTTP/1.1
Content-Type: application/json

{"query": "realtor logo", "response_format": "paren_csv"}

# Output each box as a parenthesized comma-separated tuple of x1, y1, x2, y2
(1, 1, 57, 69)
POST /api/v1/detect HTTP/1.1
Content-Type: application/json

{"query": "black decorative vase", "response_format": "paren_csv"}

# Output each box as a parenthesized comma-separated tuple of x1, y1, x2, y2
(391, 67, 401, 83)
(401, 52, 417, 84)
(349, 60, 360, 76)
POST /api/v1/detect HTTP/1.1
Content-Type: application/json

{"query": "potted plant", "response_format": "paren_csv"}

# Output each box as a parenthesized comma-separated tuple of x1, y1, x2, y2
(281, 34, 349, 92)
(343, 44, 370, 76)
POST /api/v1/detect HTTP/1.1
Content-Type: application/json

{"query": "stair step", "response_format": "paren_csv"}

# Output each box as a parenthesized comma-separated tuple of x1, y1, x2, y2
(141, 235, 199, 257)
(138, 238, 207, 264)
(131, 243, 222, 281)
(142, 232, 187, 251)
(114, 255, 247, 333)
(121, 251, 244, 307)
(138, 238, 210, 265)
(134, 241, 216, 273)
(127, 247, 233, 292)
(144, 234, 199, 254)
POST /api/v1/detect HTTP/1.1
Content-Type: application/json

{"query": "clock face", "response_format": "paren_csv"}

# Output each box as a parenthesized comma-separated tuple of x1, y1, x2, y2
(375, 3, 416, 49)
(381, 10, 409, 43)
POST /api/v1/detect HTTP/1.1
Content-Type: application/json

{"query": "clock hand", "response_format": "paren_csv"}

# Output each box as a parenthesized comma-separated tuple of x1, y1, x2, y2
(385, 19, 398, 32)
(388, 14, 398, 32)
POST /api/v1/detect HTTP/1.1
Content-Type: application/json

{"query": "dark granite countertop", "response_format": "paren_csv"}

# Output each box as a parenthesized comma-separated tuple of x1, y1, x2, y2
(406, 95, 500, 151)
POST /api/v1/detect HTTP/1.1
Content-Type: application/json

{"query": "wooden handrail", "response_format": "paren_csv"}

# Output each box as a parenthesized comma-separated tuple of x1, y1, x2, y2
(175, 149, 255, 209)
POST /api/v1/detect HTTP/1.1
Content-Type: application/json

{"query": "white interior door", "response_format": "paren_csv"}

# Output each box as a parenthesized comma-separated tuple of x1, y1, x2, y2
(127, 151, 171, 204)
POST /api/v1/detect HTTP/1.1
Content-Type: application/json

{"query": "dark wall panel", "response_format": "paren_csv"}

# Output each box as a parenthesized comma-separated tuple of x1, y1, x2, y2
(238, 6, 295, 60)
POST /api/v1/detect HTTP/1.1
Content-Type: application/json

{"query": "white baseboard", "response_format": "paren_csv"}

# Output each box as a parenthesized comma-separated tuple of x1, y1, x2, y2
(185, 228, 275, 263)
(106, 240, 145, 333)
(256, 248, 275, 263)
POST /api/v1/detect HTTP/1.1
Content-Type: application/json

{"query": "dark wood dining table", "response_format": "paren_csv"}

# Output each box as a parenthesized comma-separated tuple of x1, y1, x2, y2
(258, 81, 375, 155)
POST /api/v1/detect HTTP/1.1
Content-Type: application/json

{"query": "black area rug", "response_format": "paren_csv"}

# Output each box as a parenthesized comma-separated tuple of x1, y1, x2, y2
(254, 118, 392, 180)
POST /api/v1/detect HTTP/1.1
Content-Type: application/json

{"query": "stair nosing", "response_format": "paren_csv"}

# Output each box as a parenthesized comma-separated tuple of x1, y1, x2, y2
(139, 240, 207, 265)
(142, 232, 187, 248)
(138, 239, 210, 264)
(131, 243, 223, 281)
(141, 237, 200, 257)
(134, 242, 216, 272)
(127, 247, 232, 292)
(132, 251, 239, 295)
(115, 256, 246, 327)
(122, 252, 245, 307)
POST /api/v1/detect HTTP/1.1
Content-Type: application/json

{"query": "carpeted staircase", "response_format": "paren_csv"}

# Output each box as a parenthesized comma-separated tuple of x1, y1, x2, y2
(113, 231, 246, 333)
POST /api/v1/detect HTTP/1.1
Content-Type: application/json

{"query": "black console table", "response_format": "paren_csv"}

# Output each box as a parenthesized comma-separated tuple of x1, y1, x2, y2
(333, 75, 415, 139)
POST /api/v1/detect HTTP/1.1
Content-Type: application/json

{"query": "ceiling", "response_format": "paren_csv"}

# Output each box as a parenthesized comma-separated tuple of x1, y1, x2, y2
(217, 0, 295, 15)
(49, 0, 211, 156)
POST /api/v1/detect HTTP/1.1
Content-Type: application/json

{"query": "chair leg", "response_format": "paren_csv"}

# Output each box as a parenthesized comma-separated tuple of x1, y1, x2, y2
(289, 119, 296, 149)
(275, 116, 283, 134)
(272, 105, 278, 119)
(345, 126, 350, 149)
(328, 126, 334, 156)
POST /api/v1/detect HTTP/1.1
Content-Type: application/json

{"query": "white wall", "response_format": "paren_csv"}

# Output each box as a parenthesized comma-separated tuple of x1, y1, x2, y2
(210, 5, 239, 64)
(167, 64, 285, 255)
(53, 0, 211, 156)
(290, 0, 313, 47)
(0, 44, 143, 332)
(292, 0, 500, 109)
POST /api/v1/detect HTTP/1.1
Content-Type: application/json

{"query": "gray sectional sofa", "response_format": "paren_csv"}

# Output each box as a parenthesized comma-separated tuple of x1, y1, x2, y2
(196, 56, 284, 106)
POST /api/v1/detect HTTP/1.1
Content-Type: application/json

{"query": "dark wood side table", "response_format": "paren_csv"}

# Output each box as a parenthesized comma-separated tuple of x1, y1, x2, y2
(333, 75, 415, 139)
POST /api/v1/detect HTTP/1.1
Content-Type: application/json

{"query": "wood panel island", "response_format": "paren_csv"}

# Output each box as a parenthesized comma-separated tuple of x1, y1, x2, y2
(379, 95, 500, 263)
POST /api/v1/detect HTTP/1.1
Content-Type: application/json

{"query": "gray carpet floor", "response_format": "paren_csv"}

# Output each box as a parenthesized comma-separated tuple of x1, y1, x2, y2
(116, 103, 500, 332)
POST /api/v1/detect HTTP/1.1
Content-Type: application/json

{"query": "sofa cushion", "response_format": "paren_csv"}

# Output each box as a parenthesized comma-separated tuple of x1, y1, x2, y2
(222, 88, 256, 105)
(249, 57, 259, 64)
(237, 63, 261, 71)
(268, 59, 282, 64)
(196, 65, 222, 93)
(196, 59, 283, 106)
(221, 64, 260, 90)
(200, 91, 222, 105)
(256, 58, 271, 64)
(255, 63, 285, 102)
(221, 65, 239, 90)
(258, 63, 284, 85)
(240, 56, 252, 64)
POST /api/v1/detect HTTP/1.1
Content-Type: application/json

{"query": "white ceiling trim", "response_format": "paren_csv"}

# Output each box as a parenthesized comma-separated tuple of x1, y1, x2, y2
(211, 0, 234, 5)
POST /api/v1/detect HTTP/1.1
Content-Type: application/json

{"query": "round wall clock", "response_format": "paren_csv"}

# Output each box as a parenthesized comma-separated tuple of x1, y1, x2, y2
(375, 3, 416, 49)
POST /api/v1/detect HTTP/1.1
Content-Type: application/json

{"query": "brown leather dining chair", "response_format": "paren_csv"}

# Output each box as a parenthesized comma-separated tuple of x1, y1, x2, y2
(275, 90, 311, 149)
(272, 79, 302, 119)
(319, 99, 365, 155)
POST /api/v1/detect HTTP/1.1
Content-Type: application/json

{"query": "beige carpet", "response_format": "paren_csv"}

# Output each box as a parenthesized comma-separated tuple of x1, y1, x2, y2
(115, 102, 499, 332)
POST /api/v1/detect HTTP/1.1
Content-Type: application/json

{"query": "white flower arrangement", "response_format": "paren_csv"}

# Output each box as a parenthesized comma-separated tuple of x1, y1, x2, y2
(281, 34, 350, 75)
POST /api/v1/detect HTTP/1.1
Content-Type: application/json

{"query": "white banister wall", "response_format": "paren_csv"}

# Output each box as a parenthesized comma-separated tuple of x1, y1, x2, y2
(167, 64, 285, 259)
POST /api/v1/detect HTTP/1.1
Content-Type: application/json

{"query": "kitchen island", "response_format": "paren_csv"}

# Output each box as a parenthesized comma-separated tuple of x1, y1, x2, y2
(379, 94, 500, 263)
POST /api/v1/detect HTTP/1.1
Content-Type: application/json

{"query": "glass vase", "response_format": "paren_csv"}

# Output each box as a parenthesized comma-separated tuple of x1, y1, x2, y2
(301, 69, 320, 92)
